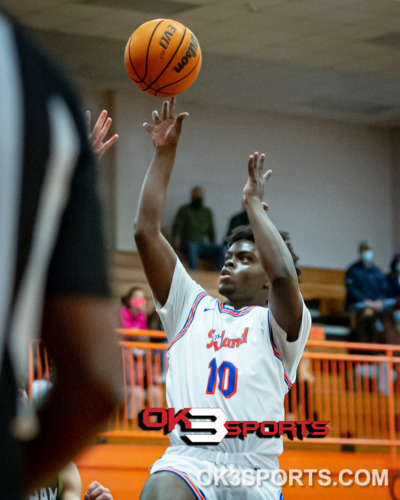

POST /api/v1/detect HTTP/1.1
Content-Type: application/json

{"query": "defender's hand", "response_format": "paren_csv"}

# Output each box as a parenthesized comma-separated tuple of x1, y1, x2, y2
(243, 152, 271, 205)
(143, 97, 188, 149)
(86, 110, 119, 161)
(84, 481, 113, 500)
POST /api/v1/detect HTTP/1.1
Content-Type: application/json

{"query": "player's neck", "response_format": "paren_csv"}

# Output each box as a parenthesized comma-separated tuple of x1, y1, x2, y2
(224, 297, 267, 310)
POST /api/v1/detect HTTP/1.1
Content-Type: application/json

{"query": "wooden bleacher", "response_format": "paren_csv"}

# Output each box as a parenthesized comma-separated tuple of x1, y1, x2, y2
(109, 250, 346, 317)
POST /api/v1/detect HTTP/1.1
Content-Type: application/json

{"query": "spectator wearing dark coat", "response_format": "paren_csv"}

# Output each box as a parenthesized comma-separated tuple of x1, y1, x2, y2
(345, 240, 396, 313)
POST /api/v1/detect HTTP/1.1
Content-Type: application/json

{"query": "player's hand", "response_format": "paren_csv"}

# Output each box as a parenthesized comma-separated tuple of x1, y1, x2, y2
(84, 481, 113, 500)
(143, 97, 188, 150)
(243, 152, 272, 206)
(86, 110, 119, 161)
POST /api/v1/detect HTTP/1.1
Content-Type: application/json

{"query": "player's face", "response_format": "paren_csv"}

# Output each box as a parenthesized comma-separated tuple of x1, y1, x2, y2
(219, 240, 269, 308)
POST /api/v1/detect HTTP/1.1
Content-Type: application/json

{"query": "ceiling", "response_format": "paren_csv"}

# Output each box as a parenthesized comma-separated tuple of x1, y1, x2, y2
(7, 0, 400, 126)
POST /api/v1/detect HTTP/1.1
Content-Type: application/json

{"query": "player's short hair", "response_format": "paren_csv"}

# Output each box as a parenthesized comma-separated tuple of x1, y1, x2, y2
(225, 225, 301, 278)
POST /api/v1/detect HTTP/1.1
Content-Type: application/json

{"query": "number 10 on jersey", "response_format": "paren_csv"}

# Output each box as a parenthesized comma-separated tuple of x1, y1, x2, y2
(206, 358, 238, 398)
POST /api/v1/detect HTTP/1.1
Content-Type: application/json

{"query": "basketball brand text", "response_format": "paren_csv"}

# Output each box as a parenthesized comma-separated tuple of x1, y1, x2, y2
(173, 33, 199, 73)
(159, 24, 177, 50)
(138, 408, 329, 445)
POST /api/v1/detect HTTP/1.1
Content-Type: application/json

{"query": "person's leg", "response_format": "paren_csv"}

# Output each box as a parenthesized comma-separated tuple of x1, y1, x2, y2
(187, 244, 199, 270)
(140, 471, 198, 500)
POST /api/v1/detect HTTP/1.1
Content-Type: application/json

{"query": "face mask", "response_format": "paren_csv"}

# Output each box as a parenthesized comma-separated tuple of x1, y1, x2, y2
(130, 297, 146, 308)
(361, 250, 373, 263)
(395, 263, 400, 273)
(394, 310, 400, 323)
(190, 197, 203, 209)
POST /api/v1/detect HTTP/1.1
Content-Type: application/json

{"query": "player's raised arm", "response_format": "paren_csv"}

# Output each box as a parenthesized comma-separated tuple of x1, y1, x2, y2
(243, 152, 303, 341)
(134, 98, 188, 306)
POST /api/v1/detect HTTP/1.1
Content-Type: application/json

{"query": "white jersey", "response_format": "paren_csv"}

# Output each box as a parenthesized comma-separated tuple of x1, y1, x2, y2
(156, 259, 311, 460)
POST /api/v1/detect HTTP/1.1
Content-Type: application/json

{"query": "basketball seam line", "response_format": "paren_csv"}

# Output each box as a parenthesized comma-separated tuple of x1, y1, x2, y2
(144, 26, 187, 93)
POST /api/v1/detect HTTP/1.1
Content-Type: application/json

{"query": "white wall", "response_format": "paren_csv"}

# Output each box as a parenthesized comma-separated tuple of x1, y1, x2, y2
(83, 88, 396, 272)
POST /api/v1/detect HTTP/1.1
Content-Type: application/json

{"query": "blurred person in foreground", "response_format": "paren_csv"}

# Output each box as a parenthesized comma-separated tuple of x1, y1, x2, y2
(0, 6, 122, 498)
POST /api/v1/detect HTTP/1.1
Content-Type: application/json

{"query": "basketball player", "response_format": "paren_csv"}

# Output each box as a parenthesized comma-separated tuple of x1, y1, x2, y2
(135, 98, 311, 499)
(0, 6, 122, 498)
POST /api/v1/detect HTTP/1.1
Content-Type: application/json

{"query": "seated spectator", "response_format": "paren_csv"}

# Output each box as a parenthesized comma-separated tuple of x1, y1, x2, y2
(120, 286, 148, 334)
(345, 240, 396, 313)
(172, 186, 224, 270)
(386, 253, 400, 299)
(348, 309, 385, 349)
(119, 287, 163, 418)
(225, 202, 249, 238)
(348, 309, 394, 395)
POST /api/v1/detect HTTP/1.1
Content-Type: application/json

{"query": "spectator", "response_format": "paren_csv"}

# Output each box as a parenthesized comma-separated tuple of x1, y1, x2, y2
(348, 309, 392, 395)
(120, 286, 148, 332)
(386, 253, 400, 299)
(0, 7, 122, 497)
(172, 186, 224, 270)
(225, 202, 249, 238)
(118, 287, 164, 418)
(345, 240, 396, 313)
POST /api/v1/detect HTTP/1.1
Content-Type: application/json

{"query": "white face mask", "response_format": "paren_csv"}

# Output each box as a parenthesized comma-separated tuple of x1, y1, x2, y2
(361, 250, 373, 263)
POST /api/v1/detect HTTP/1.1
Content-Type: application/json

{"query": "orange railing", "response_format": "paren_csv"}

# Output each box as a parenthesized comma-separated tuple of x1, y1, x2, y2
(28, 330, 400, 455)
(288, 339, 400, 457)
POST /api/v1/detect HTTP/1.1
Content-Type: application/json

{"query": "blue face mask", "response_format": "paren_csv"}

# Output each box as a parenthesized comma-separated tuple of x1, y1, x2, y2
(395, 263, 400, 273)
(394, 310, 400, 323)
(361, 250, 373, 263)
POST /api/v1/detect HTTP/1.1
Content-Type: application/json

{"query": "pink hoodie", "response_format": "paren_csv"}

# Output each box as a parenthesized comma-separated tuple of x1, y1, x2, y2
(120, 308, 147, 330)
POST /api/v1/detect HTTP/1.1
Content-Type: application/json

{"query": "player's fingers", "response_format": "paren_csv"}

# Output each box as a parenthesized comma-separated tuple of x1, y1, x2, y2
(174, 112, 189, 133)
(103, 134, 119, 150)
(162, 100, 169, 121)
(84, 482, 96, 498)
(91, 484, 112, 500)
(152, 110, 160, 124)
(143, 122, 153, 133)
(98, 492, 113, 500)
(258, 153, 266, 170)
(93, 110, 108, 137)
(248, 154, 256, 178)
(253, 152, 262, 175)
(263, 169, 272, 182)
(169, 96, 176, 117)
(97, 117, 113, 143)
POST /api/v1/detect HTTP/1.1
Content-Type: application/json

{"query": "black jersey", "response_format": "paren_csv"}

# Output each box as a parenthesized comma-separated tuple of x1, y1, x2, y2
(0, 8, 109, 498)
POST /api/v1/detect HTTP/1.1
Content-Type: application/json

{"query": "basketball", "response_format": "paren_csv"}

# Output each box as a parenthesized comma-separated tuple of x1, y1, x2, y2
(124, 19, 202, 97)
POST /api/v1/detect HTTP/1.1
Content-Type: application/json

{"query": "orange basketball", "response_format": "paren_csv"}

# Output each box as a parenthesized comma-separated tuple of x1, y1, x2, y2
(124, 19, 202, 97)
